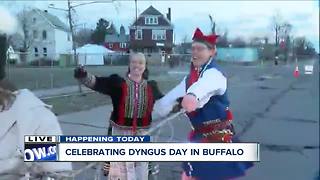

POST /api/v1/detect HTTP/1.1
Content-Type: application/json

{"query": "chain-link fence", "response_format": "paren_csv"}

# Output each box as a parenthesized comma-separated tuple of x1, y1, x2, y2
(5, 51, 190, 91)
(6, 50, 314, 92)
(6, 51, 191, 67)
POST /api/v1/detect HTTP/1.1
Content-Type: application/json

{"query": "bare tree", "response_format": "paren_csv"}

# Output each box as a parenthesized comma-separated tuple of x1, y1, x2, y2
(249, 37, 263, 47)
(281, 22, 292, 37)
(15, 6, 32, 64)
(216, 29, 229, 47)
(181, 35, 188, 44)
(280, 22, 293, 62)
(270, 11, 292, 45)
(230, 37, 246, 47)
(270, 11, 296, 62)
(294, 36, 315, 56)
(74, 28, 93, 47)
(270, 11, 283, 46)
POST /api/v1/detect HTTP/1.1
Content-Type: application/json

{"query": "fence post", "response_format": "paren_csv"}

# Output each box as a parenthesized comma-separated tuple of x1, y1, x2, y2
(110, 54, 113, 66)
(50, 73, 54, 89)
(6, 51, 10, 80)
(51, 56, 54, 88)
(77, 53, 83, 93)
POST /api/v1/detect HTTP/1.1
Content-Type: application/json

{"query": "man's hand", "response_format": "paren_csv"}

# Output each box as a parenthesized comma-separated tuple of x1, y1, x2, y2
(74, 66, 87, 79)
(181, 94, 198, 112)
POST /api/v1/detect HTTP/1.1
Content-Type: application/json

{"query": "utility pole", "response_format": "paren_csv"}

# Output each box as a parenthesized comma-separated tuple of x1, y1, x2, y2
(135, 0, 137, 53)
(49, 0, 116, 93)
(67, 0, 77, 65)
(67, 0, 82, 93)
(135, 0, 137, 27)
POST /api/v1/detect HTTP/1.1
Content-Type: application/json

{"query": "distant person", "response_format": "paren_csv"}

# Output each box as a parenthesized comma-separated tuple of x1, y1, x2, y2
(74, 52, 163, 180)
(154, 28, 253, 180)
(274, 49, 279, 65)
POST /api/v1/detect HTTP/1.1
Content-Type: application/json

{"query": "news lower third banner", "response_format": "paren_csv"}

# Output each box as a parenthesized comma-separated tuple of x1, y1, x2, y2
(24, 135, 260, 162)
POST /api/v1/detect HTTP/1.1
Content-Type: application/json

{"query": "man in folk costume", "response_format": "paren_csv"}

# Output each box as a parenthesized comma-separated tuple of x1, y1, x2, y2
(0, 9, 72, 179)
(154, 28, 253, 180)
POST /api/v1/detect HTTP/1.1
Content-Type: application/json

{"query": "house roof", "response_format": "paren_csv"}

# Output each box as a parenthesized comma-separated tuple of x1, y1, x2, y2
(130, 6, 172, 28)
(105, 34, 129, 43)
(141, 6, 162, 16)
(131, 17, 172, 27)
(34, 9, 70, 32)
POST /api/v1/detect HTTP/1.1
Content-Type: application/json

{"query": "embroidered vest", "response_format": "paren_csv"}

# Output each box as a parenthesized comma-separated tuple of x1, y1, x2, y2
(185, 59, 231, 127)
(116, 77, 154, 131)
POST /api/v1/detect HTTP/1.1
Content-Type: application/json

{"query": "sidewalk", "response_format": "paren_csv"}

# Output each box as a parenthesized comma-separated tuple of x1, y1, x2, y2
(33, 85, 92, 99)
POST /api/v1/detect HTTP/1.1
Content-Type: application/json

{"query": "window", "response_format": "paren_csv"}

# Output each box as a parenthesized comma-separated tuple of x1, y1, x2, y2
(33, 17, 36, 23)
(43, 47, 47, 57)
(135, 29, 142, 40)
(145, 17, 158, 25)
(109, 43, 113, 48)
(152, 30, 166, 40)
(33, 30, 38, 39)
(42, 30, 47, 40)
(120, 43, 126, 48)
(34, 47, 38, 57)
(67, 34, 70, 41)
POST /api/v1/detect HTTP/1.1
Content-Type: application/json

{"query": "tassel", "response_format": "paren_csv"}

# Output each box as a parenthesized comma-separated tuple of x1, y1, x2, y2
(226, 107, 233, 120)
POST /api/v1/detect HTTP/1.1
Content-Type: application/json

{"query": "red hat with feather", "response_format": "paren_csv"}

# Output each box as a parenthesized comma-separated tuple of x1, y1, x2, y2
(192, 28, 219, 48)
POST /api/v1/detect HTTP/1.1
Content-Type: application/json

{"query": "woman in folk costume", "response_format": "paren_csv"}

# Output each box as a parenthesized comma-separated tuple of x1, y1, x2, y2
(0, 12, 72, 179)
(74, 52, 163, 180)
(154, 28, 253, 180)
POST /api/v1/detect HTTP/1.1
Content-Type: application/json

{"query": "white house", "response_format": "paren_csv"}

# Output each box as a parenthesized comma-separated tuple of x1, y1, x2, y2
(26, 9, 72, 62)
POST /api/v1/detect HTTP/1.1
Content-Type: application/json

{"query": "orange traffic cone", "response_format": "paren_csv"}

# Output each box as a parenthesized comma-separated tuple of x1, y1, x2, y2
(294, 65, 299, 78)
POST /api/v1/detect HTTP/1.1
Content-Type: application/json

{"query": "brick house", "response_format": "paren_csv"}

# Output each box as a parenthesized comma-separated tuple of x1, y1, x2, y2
(129, 6, 173, 54)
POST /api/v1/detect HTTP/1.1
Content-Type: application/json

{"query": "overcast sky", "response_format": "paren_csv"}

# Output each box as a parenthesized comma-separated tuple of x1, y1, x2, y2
(1, 0, 319, 51)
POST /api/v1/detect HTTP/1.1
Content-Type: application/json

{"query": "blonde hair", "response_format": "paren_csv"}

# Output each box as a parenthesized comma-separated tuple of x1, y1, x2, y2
(127, 52, 149, 79)
(129, 52, 146, 63)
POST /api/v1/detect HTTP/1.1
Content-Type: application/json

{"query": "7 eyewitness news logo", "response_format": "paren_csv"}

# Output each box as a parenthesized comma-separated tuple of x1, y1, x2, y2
(24, 135, 57, 161)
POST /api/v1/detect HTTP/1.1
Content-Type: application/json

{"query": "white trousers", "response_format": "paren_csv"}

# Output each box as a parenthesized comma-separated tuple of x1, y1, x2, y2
(108, 126, 149, 180)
